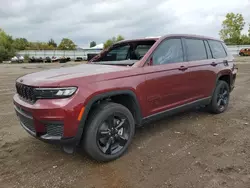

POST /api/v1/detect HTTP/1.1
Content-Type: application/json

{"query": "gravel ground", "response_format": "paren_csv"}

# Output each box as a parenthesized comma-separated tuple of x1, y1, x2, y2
(0, 61, 250, 188)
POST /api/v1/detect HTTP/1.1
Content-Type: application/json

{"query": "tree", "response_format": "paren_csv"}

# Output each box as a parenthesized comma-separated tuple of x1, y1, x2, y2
(104, 39, 113, 49)
(0, 29, 15, 62)
(39, 42, 54, 50)
(103, 35, 125, 49)
(48, 38, 57, 48)
(240, 34, 250, 45)
(58, 38, 76, 50)
(90, 41, 96, 48)
(116, 35, 124, 42)
(13, 38, 29, 50)
(219, 13, 245, 44)
(25, 42, 39, 50)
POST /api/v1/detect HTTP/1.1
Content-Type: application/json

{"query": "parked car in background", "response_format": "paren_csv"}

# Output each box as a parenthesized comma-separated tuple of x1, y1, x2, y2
(239, 48, 250, 56)
(14, 34, 237, 162)
(59, 57, 71, 63)
(44, 57, 51, 63)
(51, 56, 59, 62)
(75, 57, 83, 61)
(29, 57, 43, 63)
(11, 55, 24, 63)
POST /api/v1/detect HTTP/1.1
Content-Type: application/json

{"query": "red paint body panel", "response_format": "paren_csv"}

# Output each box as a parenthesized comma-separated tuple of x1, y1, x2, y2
(13, 34, 237, 142)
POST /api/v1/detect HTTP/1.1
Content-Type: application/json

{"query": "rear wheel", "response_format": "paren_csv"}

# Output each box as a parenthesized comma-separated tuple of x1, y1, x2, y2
(208, 80, 230, 114)
(82, 102, 135, 162)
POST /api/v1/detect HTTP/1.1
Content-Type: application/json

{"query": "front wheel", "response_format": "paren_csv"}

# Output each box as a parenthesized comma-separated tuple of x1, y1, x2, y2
(208, 80, 230, 114)
(82, 102, 135, 162)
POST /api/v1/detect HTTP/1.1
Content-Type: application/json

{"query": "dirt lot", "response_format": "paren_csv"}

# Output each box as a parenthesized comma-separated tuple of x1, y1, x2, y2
(1, 59, 250, 188)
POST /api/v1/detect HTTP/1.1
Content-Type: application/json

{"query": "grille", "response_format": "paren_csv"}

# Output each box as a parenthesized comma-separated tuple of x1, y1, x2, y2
(19, 114, 35, 133)
(46, 123, 63, 137)
(16, 83, 35, 102)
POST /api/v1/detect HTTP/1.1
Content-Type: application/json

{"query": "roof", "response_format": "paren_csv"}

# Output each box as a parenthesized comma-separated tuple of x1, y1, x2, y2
(115, 34, 222, 44)
(115, 37, 160, 45)
(162, 34, 222, 42)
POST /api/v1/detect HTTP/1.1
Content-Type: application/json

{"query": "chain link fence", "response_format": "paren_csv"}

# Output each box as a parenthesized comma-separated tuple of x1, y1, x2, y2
(17, 49, 102, 60)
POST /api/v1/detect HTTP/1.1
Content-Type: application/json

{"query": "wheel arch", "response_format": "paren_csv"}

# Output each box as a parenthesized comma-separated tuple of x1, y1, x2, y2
(217, 73, 231, 87)
(212, 71, 232, 96)
(79, 90, 143, 130)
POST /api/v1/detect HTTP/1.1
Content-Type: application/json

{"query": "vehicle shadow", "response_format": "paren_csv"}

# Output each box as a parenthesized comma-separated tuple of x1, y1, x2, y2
(26, 107, 211, 165)
(74, 106, 211, 164)
(135, 106, 209, 137)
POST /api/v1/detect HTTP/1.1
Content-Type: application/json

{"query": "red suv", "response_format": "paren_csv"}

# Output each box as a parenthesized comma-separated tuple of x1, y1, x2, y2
(14, 34, 237, 162)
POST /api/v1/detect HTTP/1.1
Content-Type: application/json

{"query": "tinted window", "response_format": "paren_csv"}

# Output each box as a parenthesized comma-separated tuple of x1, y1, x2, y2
(153, 38, 183, 65)
(135, 45, 152, 58)
(204, 40, 212, 59)
(208, 40, 227, 58)
(105, 45, 130, 61)
(185, 39, 207, 61)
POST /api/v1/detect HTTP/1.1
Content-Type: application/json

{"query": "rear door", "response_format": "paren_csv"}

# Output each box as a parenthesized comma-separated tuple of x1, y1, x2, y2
(208, 39, 231, 83)
(183, 38, 217, 99)
(143, 38, 191, 116)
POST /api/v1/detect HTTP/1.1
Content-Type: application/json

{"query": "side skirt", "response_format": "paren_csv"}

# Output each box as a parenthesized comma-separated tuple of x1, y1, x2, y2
(141, 97, 211, 125)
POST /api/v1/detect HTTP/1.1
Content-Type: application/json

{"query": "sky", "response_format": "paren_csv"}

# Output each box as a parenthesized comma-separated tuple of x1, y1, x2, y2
(1, 0, 250, 47)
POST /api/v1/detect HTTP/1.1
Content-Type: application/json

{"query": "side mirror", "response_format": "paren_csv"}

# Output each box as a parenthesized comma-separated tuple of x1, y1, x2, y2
(147, 57, 153, 66)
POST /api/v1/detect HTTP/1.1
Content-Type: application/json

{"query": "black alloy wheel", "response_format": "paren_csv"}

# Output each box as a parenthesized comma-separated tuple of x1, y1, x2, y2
(209, 80, 230, 114)
(97, 112, 130, 155)
(216, 84, 229, 111)
(83, 102, 135, 162)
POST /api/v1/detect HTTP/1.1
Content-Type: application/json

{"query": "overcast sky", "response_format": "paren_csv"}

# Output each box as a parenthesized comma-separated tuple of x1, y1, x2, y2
(1, 0, 250, 47)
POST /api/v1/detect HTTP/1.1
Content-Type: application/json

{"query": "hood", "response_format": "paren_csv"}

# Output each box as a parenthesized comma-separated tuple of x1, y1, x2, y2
(16, 64, 130, 86)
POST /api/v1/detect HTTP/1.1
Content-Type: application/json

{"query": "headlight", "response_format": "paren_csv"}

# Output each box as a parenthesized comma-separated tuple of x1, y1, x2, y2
(34, 87, 77, 99)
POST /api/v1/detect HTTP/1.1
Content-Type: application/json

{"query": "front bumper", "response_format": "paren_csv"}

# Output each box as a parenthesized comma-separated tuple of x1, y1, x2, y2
(13, 94, 84, 146)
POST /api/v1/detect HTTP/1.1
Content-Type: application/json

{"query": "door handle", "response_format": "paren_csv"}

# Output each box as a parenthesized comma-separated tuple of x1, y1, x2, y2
(178, 66, 188, 71)
(211, 62, 218, 66)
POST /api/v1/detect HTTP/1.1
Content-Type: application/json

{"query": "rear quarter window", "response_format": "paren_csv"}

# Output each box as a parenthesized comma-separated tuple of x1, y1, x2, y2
(208, 40, 227, 58)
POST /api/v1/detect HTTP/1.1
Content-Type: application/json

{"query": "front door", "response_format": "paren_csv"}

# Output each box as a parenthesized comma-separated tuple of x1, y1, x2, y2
(143, 38, 190, 117)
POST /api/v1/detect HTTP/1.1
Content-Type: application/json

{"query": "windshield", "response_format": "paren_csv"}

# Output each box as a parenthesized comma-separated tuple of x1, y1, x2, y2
(91, 40, 155, 65)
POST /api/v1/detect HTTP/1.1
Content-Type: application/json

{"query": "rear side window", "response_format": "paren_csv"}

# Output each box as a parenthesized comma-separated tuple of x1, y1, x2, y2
(135, 45, 152, 57)
(208, 40, 227, 58)
(104, 45, 130, 61)
(185, 39, 207, 61)
(153, 38, 184, 65)
(204, 40, 212, 59)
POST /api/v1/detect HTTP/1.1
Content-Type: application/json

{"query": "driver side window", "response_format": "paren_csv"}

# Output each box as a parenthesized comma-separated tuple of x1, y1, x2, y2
(153, 38, 184, 65)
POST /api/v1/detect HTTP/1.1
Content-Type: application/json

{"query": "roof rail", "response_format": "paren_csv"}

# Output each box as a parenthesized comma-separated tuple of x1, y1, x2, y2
(145, 36, 161, 38)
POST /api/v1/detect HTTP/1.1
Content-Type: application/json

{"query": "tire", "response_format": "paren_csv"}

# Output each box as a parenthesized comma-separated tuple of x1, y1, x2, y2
(208, 80, 230, 114)
(82, 102, 135, 162)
